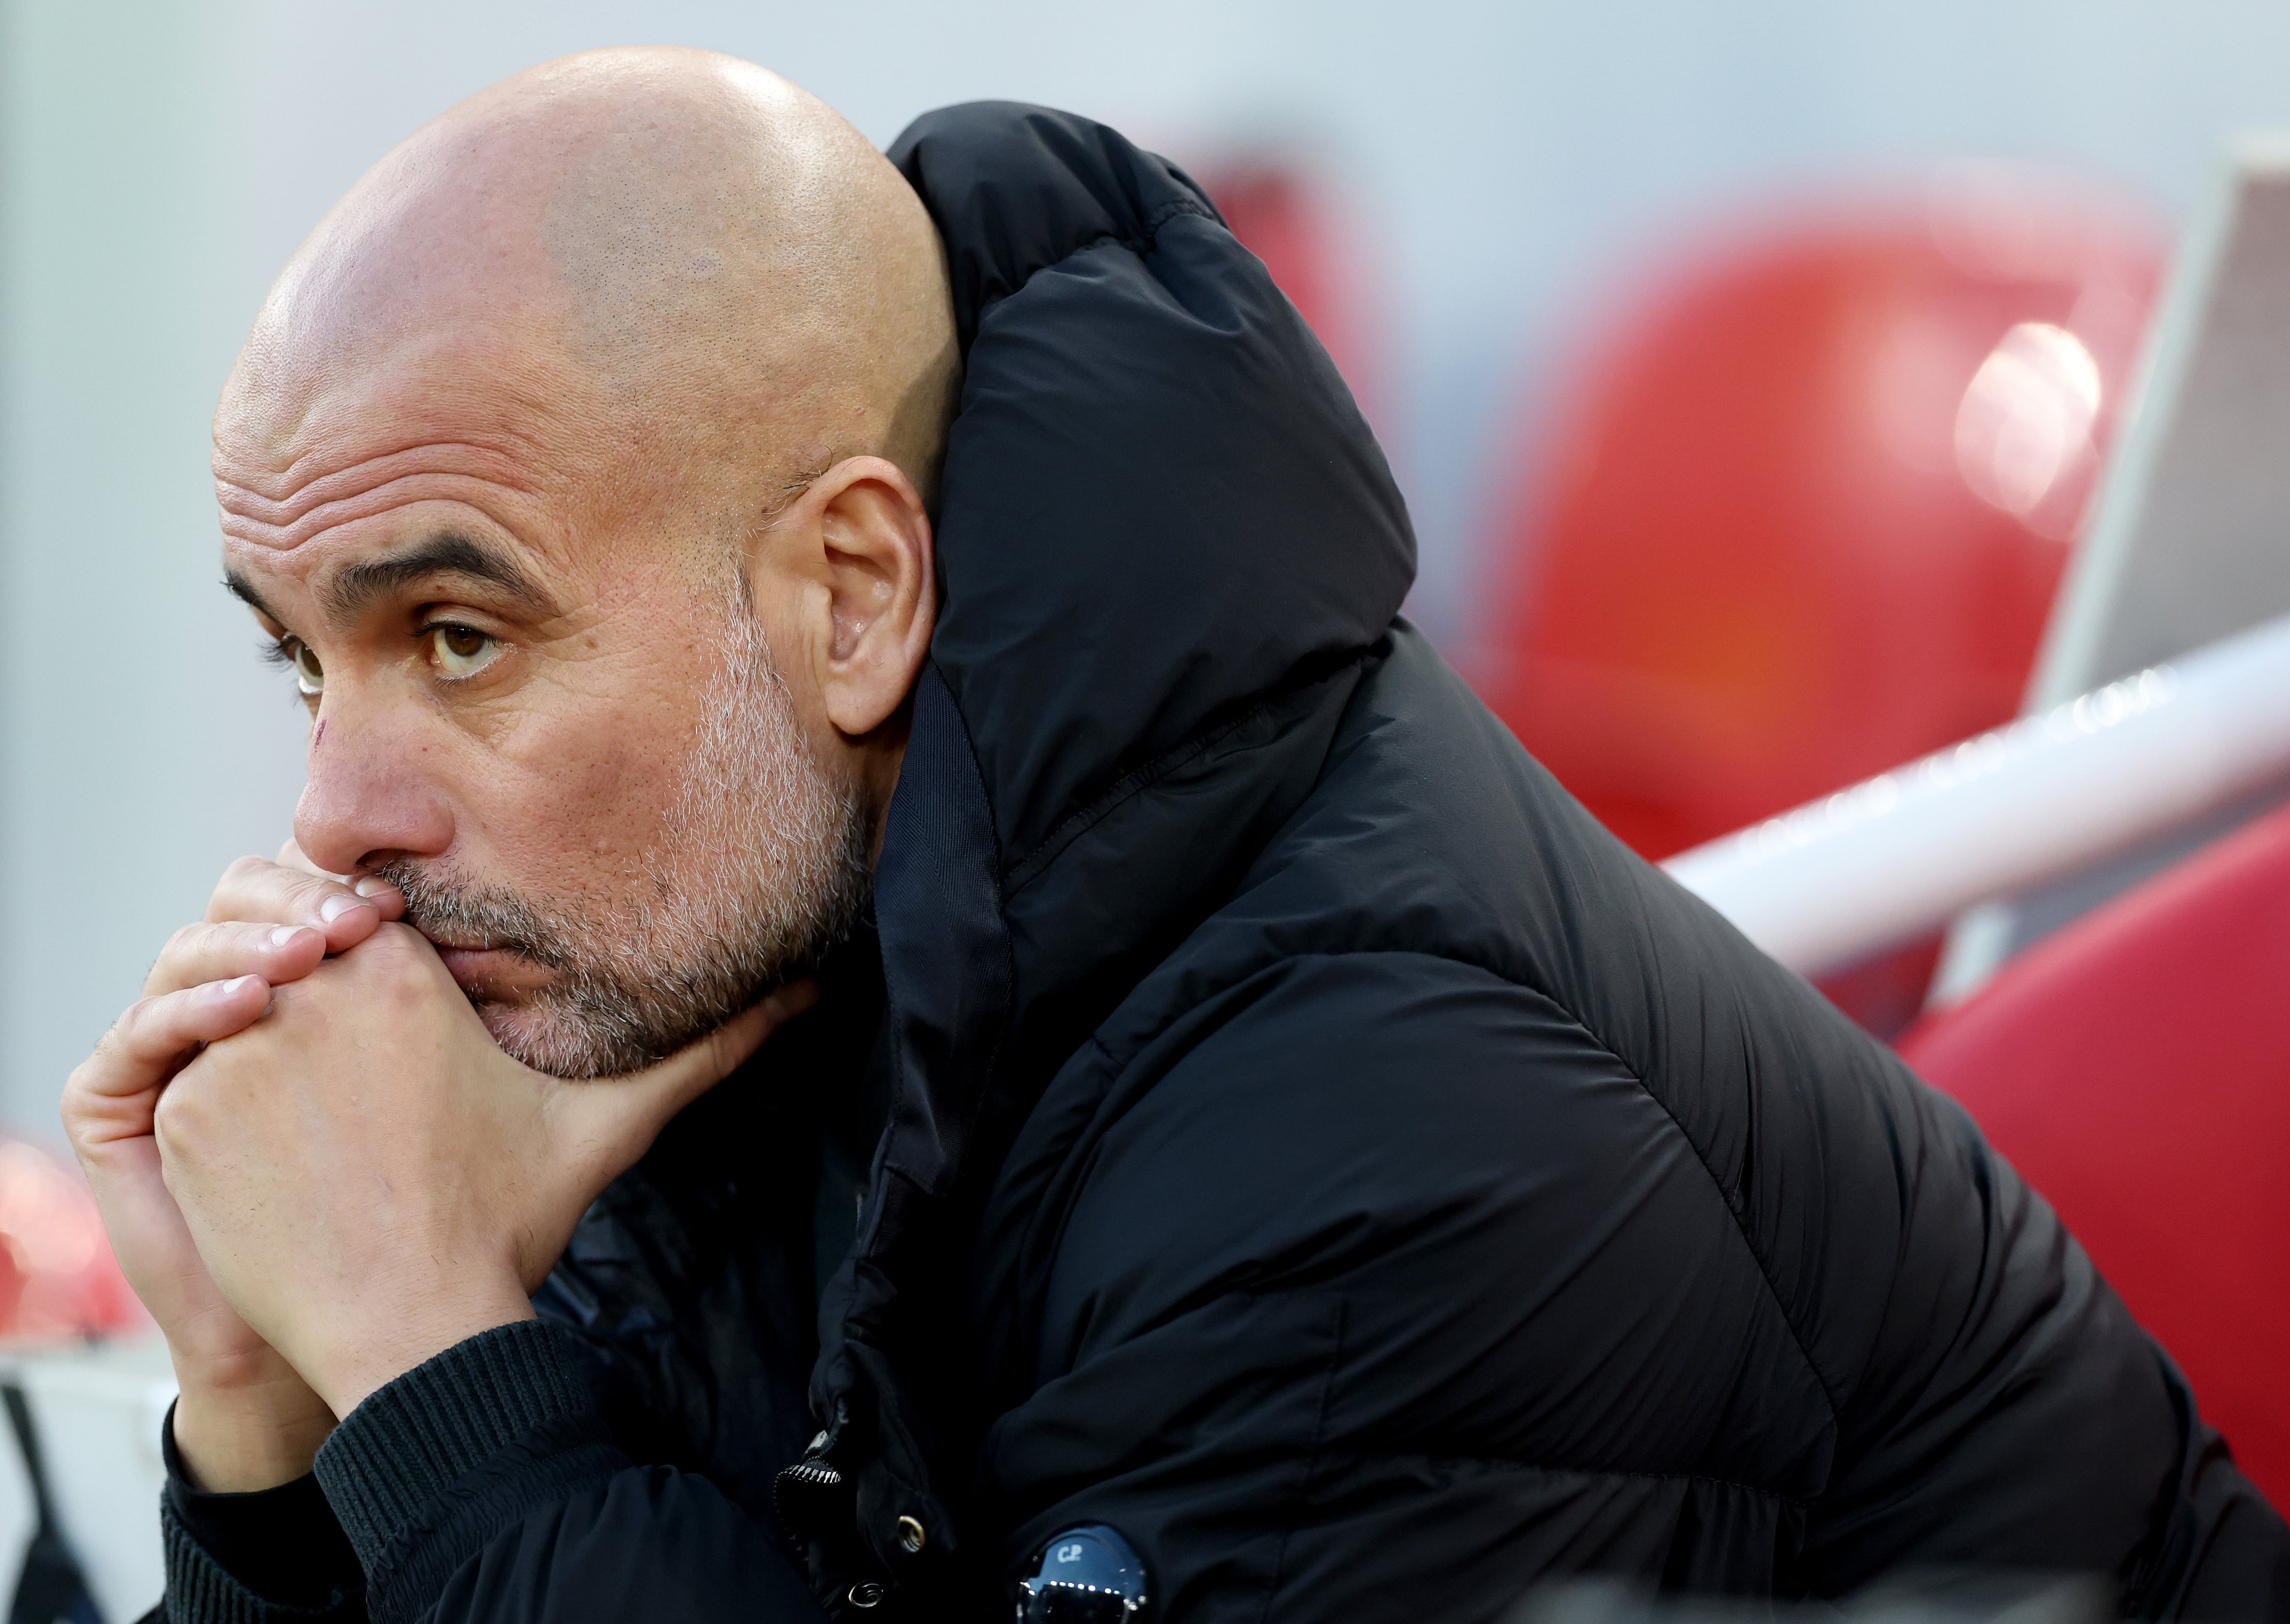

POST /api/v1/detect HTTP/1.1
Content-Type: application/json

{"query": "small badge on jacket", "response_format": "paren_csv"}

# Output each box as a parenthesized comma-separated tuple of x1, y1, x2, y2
(1018, 1524, 1149, 1620)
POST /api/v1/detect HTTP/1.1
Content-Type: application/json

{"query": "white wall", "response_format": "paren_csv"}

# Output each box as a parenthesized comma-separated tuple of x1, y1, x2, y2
(1, 3, 311, 1142)
(11, 0, 2290, 1134)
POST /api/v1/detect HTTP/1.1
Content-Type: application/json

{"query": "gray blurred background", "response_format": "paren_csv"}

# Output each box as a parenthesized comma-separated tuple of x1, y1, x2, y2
(7, 0, 2290, 1137)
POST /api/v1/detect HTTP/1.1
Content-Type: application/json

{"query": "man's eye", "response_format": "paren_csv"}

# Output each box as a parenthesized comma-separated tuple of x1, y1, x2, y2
(289, 640, 324, 696)
(426, 623, 503, 679)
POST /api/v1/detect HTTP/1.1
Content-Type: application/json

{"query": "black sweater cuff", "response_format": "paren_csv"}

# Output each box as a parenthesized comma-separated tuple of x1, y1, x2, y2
(313, 1319, 622, 1619)
(158, 1399, 364, 1621)
(162, 1496, 365, 1623)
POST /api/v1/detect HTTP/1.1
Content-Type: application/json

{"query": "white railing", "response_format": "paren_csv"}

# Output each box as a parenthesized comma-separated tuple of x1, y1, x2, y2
(1660, 612, 2290, 977)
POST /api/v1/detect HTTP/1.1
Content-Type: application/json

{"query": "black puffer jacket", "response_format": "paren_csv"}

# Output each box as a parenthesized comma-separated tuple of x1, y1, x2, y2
(160, 104, 2289, 1624)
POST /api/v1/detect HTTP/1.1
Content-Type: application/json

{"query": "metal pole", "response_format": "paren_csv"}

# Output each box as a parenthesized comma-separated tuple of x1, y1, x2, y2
(1660, 612, 2290, 977)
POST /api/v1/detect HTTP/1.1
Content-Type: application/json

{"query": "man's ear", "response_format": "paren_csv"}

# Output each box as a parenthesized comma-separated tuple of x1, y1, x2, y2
(773, 455, 935, 738)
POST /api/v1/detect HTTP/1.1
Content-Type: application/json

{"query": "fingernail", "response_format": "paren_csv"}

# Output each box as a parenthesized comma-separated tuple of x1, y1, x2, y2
(269, 925, 307, 948)
(206, 975, 260, 1001)
(319, 894, 366, 923)
(353, 876, 389, 898)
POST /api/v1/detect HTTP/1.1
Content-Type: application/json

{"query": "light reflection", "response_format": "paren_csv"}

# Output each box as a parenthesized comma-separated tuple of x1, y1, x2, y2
(1954, 321, 2102, 528)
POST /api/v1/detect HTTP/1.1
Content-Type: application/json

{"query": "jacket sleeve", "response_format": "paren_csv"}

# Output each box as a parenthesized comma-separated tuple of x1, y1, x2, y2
(301, 1322, 829, 1624)
(982, 949, 1830, 1624)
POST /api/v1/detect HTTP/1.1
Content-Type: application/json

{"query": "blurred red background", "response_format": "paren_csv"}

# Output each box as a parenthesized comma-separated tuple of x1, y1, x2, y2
(0, 1136, 141, 1342)
(1474, 179, 2161, 863)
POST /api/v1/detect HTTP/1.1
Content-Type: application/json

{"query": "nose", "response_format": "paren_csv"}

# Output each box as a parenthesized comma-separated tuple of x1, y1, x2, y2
(291, 699, 455, 877)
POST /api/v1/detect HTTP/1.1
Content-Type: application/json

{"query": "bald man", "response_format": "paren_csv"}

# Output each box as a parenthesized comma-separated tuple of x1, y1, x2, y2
(64, 47, 2289, 1624)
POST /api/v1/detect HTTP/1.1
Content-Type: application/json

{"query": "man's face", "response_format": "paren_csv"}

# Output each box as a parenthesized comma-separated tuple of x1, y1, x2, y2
(215, 323, 870, 1078)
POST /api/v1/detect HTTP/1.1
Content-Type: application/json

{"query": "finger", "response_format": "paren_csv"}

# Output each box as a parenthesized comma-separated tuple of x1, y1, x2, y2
(351, 872, 407, 921)
(67, 977, 272, 1122)
(278, 839, 406, 922)
(145, 921, 327, 997)
(559, 980, 820, 1177)
(207, 854, 381, 952)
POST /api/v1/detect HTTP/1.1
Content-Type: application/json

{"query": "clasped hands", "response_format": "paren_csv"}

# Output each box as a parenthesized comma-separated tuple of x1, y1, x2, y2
(61, 846, 806, 1492)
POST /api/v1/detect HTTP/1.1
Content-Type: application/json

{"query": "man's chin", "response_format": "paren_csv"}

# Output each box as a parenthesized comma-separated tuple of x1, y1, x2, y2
(475, 1000, 616, 1079)
(469, 991, 690, 1081)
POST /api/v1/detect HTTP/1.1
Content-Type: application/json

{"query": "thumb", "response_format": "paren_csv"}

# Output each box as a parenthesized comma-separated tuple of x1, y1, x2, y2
(556, 978, 820, 1181)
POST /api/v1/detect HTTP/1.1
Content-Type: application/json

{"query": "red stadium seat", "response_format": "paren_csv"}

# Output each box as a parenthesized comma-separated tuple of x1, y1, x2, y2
(1897, 803, 2290, 1510)
(1471, 179, 2160, 1033)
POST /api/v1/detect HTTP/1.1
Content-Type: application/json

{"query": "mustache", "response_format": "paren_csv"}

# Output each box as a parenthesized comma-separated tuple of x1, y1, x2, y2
(369, 859, 577, 973)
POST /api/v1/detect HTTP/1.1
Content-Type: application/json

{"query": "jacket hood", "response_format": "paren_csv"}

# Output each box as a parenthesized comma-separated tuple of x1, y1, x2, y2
(788, 101, 1413, 1608)
(903, 104, 1415, 1087)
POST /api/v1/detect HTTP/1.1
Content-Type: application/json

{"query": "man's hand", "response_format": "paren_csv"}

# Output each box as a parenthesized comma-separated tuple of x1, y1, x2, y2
(61, 846, 405, 1490)
(153, 921, 811, 1419)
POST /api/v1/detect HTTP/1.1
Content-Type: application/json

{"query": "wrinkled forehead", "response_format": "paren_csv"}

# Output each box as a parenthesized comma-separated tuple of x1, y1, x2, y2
(217, 310, 590, 541)
(209, 289, 673, 656)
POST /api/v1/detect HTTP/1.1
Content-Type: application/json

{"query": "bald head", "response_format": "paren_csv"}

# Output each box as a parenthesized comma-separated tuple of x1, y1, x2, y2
(218, 47, 958, 550)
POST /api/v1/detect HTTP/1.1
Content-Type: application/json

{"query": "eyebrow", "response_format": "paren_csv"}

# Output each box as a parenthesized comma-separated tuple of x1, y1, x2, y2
(223, 532, 554, 634)
(321, 533, 552, 627)
(223, 569, 282, 625)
